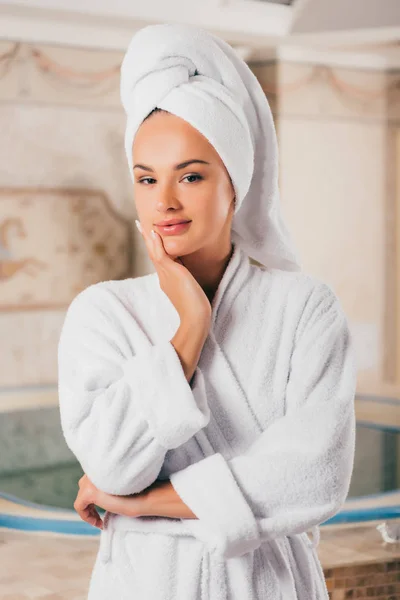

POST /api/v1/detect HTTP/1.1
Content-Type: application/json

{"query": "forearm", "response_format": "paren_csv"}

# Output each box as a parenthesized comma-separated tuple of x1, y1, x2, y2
(93, 479, 198, 520)
(171, 319, 209, 383)
(144, 479, 198, 519)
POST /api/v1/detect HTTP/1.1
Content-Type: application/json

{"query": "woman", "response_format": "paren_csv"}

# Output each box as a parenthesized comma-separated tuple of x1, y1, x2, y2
(58, 23, 357, 600)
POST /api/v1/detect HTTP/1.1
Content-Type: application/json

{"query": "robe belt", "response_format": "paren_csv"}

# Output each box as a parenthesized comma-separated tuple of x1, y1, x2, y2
(99, 511, 228, 600)
(98, 512, 320, 600)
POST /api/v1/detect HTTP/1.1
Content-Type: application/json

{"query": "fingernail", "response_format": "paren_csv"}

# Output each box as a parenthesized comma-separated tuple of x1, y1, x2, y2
(151, 229, 156, 238)
(135, 219, 142, 233)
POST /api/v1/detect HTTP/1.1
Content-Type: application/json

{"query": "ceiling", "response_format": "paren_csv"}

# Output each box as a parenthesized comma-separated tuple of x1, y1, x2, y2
(0, 0, 399, 68)
(254, 0, 295, 4)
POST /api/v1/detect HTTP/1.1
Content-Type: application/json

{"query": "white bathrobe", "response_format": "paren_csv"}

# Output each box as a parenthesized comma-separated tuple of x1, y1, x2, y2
(57, 241, 357, 600)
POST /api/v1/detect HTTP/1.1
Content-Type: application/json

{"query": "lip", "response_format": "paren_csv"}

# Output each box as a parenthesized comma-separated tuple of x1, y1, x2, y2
(155, 219, 191, 226)
(155, 221, 192, 236)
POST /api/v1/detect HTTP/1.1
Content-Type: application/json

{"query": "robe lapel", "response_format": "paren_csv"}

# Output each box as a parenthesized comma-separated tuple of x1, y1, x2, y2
(197, 243, 264, 456)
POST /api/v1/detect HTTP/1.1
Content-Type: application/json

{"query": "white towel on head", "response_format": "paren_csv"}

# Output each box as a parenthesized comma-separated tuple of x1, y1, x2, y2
(120, 22, 302, 271)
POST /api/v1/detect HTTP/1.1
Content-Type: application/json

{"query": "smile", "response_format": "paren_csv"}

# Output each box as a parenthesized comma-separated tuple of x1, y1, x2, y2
(155, 221, 192, 235)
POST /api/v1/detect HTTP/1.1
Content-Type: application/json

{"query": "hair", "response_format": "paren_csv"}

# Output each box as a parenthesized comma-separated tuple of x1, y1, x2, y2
(143, 107, 169, 121)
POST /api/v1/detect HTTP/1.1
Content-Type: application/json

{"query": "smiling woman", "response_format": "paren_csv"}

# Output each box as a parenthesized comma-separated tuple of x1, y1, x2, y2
(57, 21, 357, 600)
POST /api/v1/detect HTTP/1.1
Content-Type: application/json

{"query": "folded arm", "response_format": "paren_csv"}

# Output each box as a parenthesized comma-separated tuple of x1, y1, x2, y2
(57, 284, 210, 496)
(169, 282, 358, 558)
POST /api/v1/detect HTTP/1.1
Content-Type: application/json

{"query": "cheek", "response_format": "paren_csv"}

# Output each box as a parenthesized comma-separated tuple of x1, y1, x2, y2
(200, 194, 231, 225)
(211, 178, 234, 217)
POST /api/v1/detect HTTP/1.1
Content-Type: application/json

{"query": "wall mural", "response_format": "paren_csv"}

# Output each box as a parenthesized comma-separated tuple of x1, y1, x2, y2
(0, 187, 133, 312)
(0, 38, 398, 395)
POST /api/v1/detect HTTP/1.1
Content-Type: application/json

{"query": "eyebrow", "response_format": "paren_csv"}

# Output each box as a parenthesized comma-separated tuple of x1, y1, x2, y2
(133, 159, 211, 172)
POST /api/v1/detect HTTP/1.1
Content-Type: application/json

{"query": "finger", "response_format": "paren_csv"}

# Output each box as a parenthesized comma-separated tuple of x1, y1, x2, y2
(150, 229, 183, 265)
(89, 504, 104, 529)
(136, 221, 156, 263)
(150, 229, 167, 263)
(83, 504, 103, 529)
(74, 495, 103, 529)
(135, 219, 144, 243)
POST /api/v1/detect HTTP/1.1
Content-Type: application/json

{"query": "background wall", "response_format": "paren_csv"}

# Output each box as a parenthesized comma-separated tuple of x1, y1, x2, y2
(0, 40, 149, 404)
(1, 37, 399, 412)
(253, 60, 400, 392)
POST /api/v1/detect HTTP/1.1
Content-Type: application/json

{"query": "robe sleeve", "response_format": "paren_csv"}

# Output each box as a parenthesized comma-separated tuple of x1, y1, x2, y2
(57, 284, 210, 496)
(169, 282, 357, 559)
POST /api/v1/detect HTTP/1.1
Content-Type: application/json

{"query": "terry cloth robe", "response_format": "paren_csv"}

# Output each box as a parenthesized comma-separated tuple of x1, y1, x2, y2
(57, 241, 357, 600)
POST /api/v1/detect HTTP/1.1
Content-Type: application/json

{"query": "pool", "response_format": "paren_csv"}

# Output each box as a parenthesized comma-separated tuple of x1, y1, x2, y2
(0, 407, 400, 534)
(0, 461, 84, 510)
(0, 421, 398, 510)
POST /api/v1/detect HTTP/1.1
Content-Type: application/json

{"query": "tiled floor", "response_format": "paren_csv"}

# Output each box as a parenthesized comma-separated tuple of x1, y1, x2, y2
(319, 521, 400, 569)
(0, 529, 98, 599)
(1, 520, 400, 599)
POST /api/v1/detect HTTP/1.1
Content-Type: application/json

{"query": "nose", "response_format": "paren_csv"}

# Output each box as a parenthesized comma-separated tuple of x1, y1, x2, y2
(155, 184, 181, 213)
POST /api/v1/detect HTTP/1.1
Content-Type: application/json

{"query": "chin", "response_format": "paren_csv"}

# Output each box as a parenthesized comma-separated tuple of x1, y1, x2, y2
(161, 235, 192, 257)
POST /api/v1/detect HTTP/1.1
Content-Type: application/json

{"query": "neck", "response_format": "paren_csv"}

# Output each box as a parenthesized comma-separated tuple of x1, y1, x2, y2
(180, 241, 234, 305)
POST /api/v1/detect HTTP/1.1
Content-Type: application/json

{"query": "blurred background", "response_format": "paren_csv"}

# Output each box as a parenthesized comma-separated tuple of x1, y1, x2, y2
(0, 1, 400, 598)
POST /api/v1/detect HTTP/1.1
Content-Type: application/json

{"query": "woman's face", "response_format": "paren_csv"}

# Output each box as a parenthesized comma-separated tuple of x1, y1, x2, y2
(132, 110, 235, 259)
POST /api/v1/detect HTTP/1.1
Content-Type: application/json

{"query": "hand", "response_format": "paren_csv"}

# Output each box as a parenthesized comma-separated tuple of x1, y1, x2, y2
(74, 474, 150, 529)
(135, 220, 212, 326)
(74, 474, 104, 530)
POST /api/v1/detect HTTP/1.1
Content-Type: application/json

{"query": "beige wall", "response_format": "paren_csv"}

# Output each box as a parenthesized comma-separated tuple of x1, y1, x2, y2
(251, 60, 399, 394)
(0, 40, 151, 408)
(396, 130, 400, 384)
(1, 39, 399, 409)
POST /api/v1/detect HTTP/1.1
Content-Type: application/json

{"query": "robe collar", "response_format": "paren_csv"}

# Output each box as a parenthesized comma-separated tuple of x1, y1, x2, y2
(208, 241, 251, 328)
(153, 240, 252, 331)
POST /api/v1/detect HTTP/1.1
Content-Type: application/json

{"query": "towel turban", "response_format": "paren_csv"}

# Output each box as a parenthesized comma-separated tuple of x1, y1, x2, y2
(120, 22, 302, 271)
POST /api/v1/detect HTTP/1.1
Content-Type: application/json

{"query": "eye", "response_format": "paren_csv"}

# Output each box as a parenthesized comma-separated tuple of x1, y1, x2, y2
(137, 174, 203, 185)
(137, 177, 156, 185)
(183, 174, 203, 183)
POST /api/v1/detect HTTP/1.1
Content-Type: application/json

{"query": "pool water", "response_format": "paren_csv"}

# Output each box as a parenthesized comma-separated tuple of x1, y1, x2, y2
(0, 461, 84, 510)
(0, 423, 399, 511)
(350, 422, 400, 497)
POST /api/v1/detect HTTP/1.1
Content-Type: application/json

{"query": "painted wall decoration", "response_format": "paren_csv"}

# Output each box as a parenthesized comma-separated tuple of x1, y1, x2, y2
(0, 37, 398, 397)
(0, 187, 133, 311)
(0, 40, 137, 395)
